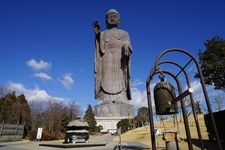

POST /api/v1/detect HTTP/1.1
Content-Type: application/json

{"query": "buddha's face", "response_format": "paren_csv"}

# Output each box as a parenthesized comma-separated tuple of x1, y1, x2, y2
(106, 13, 120, 28)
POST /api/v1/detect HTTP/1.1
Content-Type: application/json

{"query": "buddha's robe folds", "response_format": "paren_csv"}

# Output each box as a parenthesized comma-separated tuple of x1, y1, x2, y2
(94, 28, 132, 102)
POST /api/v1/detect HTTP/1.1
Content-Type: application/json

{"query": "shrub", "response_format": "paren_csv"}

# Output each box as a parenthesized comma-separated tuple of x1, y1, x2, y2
(27, 129, 37, 141)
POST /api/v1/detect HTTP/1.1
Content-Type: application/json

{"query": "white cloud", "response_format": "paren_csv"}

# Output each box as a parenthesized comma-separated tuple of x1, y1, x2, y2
(132, 79, 145, 87)
(130, 81, 156, 114)
(187, 64, 197, 73)
(187, 79, 225, 111)
(59, 73, 74, 89)
(7, 82, 27, 92)
(131, 87, 147, 109)
(34, 72, 52, 80)
(7, 82, 65, 102)
(190, 80, 202, 93)
(26, 59, 51, 71)
(190, 80, 215, 101)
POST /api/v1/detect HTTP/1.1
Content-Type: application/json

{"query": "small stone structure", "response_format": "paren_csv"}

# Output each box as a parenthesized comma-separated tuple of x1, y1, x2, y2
(64, 119, 89, 144)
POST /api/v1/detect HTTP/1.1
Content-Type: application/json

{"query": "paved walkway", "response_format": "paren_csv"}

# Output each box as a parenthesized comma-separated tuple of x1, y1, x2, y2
(0, 134, 149, 150)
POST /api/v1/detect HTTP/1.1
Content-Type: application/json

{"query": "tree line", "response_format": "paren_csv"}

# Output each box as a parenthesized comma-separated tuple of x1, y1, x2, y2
(0, 92, 31, 137)
(0, 90, 80, 140)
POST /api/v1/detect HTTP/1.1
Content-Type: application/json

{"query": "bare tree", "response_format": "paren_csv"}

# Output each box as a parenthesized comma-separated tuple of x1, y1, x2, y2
(61, 100, 80, 131)
(177, 97, 192, 122)
(44, 100, 65, 133)
(212, 96, 224, 111)
(194, 100, 203, 114)
(29, 100, 46, 129)
(29, 99, 81, 135)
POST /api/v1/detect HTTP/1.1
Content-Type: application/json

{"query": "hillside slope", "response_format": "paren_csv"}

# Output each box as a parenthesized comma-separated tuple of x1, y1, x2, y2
(113, 114, 216, 149)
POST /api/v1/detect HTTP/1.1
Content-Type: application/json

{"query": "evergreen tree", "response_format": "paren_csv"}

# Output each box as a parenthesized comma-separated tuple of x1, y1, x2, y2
(16, 94, 32, 136)
(0, 92, 17, 123)
(137, 107, 149, 125)
(83, 104, 96, 133)
(117, 118, 129, 134)
(0, 92, 32, 137)
(198, 36, 225, 90)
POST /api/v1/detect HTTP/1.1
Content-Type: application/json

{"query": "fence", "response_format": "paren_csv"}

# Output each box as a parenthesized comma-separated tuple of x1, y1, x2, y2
(0, 122, 24, 142)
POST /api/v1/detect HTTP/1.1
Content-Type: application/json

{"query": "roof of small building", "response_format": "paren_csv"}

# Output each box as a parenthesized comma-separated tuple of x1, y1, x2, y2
(67, 119, 89, 127)
(66, 129, 89, 133)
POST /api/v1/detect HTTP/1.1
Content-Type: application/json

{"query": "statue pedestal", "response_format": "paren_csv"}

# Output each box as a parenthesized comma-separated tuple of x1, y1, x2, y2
(94, 101, 133, 134)
(95, 116, 129, 134)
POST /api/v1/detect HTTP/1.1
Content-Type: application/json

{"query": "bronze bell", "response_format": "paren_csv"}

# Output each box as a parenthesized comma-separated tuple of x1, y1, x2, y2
(154, 78, 178, 115)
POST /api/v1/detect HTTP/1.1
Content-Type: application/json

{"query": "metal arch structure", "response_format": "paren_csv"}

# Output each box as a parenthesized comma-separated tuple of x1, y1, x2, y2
(158, 60, 204, 149)
(147, 69, 190, 150)
(146, 48, 223, 150)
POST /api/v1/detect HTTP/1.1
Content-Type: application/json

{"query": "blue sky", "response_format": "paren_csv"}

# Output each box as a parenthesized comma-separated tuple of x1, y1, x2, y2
(1, 0, 225, 115)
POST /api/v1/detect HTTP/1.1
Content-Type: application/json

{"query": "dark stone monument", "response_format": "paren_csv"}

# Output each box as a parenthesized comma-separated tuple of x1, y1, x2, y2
(64, 119, 89, 143)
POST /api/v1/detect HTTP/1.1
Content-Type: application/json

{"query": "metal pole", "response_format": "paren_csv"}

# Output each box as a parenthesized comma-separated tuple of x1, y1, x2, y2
(146, 81, 157, 150)
(118, 127, 121, 150)
(194, 58, 223, 150)
(169, 70, 193, 150)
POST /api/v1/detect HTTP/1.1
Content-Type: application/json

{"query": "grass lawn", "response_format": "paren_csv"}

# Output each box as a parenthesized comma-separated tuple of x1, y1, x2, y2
(113, 114, 218, 149)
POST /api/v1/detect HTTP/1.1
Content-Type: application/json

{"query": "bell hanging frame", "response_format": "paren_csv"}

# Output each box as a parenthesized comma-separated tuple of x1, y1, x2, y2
(146, 48, 222, 150)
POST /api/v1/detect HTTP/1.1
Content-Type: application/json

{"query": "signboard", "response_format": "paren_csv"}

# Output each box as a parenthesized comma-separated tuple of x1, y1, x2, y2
(36, 127, 43, 140)
(154, 128, 161, 136)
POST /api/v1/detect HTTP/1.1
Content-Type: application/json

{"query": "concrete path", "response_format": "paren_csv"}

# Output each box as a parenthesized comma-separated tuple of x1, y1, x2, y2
(0, 134, 149, 150)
